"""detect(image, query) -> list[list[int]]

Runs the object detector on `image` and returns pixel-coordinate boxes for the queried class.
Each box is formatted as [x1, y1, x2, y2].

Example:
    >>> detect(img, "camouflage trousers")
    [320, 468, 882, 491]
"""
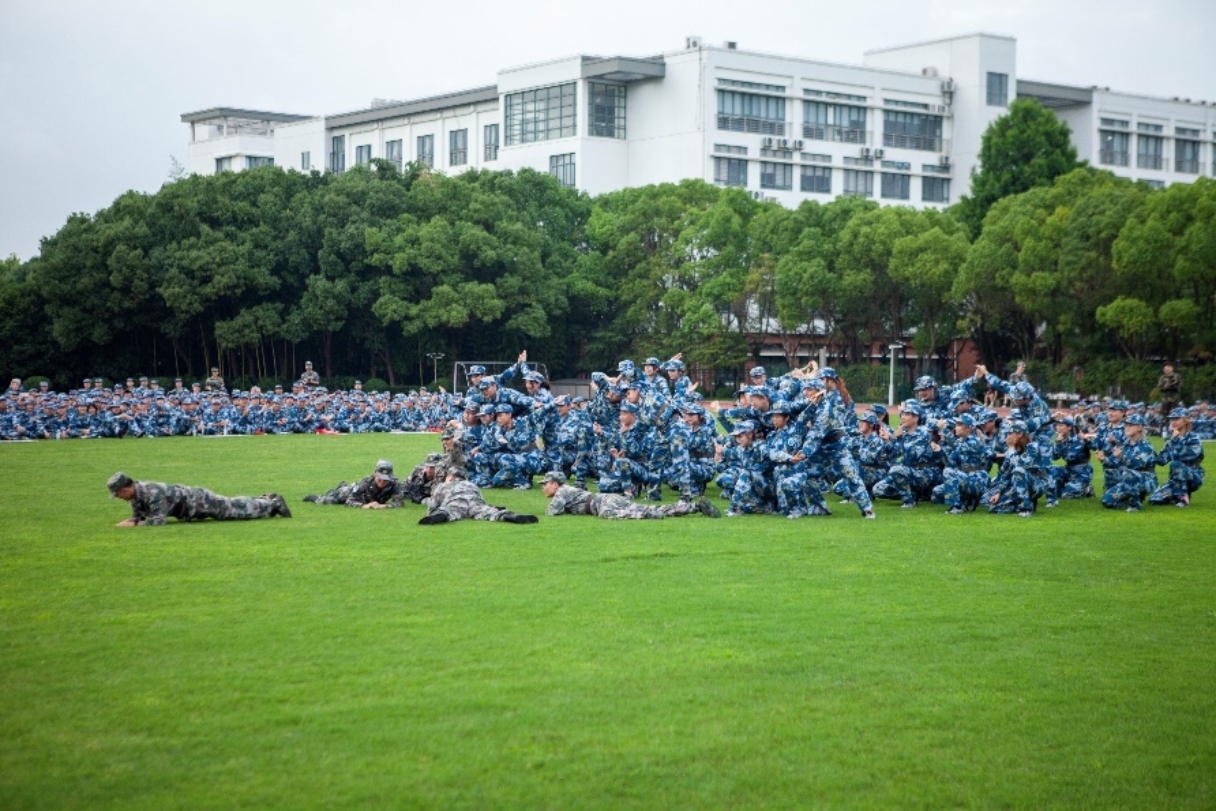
[1101, 470, 1157, 510]
[931, 469, 990, 509]
[1148, 462, 1204, 505]
[1050, 463, 1094, 501]
[715, 468, 741, 499]
[179, 488, 276, 520]
[833, 465, 887, 497]
[596, 494, 696, 520]
[429, 485, 512, 522]
[987, 467, 1049, 514]
[315, 482, 354, 505]
[817, 446, 873, 514]
[489, 450, 547, 488]
[729, 470, 774, 515]
[773, 466, 828, 517]
[873, 465, 942, 506]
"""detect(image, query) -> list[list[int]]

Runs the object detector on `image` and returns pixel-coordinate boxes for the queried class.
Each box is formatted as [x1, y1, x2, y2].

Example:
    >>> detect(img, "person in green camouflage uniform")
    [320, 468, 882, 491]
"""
[304, 459, 407, 508]
[1157, 363, 1182, 435]
[542, 471, 721, 519]
[108, 471, 290, 526]
[418, 470, 538, 524]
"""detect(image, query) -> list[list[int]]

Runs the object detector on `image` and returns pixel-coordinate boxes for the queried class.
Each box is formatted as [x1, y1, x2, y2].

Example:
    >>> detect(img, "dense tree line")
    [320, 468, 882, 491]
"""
[3, 113, 1215, 394]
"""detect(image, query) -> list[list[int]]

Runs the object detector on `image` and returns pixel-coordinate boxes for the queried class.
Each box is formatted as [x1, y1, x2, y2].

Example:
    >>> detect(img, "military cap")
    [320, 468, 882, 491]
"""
[494, 403, 514, 414]
[477, 377, 496, 390]
[305, 361, 313, 367]
[1006, 419, 1029, 434]
[620, 401, 640, 414]
[956, 413, 976, 428]
[643, 357, 662, 367]
[139, 375, 148, 382]
[871, 404, 888, 418]
[770, 402, 794, 416]
[463, 401, 480, 413]
[802, 378, 826, 391]
[729, 420, 756, 436]
[662, 359, 685, 371]
[94, 377, 104, 384]
[375, 459, 394, 475]
[618, 359, 635, 372]
[468, 365, 486, 376]
[749, 366, 767, 378]
[818, 367, 838, 379]
[354, 381, 362, 386]
[620, 379, 640, 391]
[1124, 414, 1146, 426]
[901, 402, 924, 420]
[1168, 407, 1190, 419]
[1011, 381, 1035, 400]
[1055, 415, 1076, 427]
[913, 375, 937, 391]
[679, 402, 706, 416]
[524, 371, 544, 383]
[1108, 400, 1128, 412]
[543, 471, 568, 485]
[440, 424, 459, 440]
[479, 404, 496, 416]
[747, 385, 772, 398]
[107, 471, 134, 497]
[423, 453, 443, 465]
[860, 411, 882, 425]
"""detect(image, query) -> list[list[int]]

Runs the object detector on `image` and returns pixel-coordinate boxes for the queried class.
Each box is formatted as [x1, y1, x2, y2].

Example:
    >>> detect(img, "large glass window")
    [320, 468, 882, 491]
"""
[1175, 139, 1201, 174]
[883, 111, 943, 151]
[842, 169, 873, 197]
[713, 157, 748, 187]
[881, 172, 910, 200]
[330, 135, 345, 173]
[800, 165, 831, 194]
[987, 72, 1008, 106]
[1100, 130, 1130, 166]
[484, 124, 499, 161]
[450, 129, 468, 166]
[385, 139, 402, 170]
[246, 156, 274, 169]
[549, 153, 576, 187]
[417, 135, 434, 168]
[301, 151, 311, 171]
[589, 82, 626, 139]
[355, 145, 372, 166]
[922, 176, 950, 203]
[717, 90, 786, 135]
[215, 156, 233, 173]
[760, 162, 792, 191]
[505, 83, 577, 145]
[803, 102, 867, 144]
[1137, 134, 1164, 170]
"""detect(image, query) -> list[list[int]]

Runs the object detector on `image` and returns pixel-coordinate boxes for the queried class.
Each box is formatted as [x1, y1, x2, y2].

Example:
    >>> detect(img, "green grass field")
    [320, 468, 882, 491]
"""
[1, 433, 1213, 809]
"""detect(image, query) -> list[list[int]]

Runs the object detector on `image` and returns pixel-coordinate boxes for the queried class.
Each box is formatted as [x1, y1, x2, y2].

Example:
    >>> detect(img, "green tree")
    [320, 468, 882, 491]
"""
[955, 98, 1082, 239]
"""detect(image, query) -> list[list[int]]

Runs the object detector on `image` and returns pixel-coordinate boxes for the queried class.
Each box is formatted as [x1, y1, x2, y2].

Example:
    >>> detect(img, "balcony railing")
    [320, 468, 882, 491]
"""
[450, 149, 468, 166]
[1100, 151, 1130, 167]
[1137, 154, 1165, 170]
[1175, 158, 1202, 174]
[882, 132, 946, 152]
[484, 144, 499, 161]
[802, 124, 869, 145]
[717, 114, 787, 136]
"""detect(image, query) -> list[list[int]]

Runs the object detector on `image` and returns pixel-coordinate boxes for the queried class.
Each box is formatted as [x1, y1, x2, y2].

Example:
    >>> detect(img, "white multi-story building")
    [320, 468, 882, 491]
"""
[182, 33, 1216, 205]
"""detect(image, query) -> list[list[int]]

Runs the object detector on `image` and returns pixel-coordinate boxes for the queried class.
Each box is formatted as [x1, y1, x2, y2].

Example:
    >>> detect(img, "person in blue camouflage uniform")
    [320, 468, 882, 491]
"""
[1084, 400, 1131, 495]
[765, 401, 815, 518]
[677, 403, 719, 498]
[1048, 416, 1094, 504]
[1097, 414, 1158, 512]
[1148, 408, 1205, 507]
[970, 364, 1055, 449]
[872, 402, 943, 508]
[800, 370, 875, 518]
[725, 421, 773, 516]
[304, 459, 408, 508]
[931, 413, 992, 514]
[640, 357, 670, 397]
[108, 471, 290, 525]
[542, 471, 720, 519]
[847, 410, 895, 494]
[595, 401, 657, 497]
[985, 421, 1052, 516]
[481, 402, 547, 489]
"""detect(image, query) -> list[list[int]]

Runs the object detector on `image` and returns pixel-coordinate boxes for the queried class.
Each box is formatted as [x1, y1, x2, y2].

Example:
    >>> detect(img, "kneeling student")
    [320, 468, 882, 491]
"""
[543, 471, 721, 519]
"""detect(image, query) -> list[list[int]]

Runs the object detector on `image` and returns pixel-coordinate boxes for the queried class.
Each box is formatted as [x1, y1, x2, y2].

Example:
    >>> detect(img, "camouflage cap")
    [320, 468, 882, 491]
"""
[375, 459, 394, 476]
[729, 420, 756, 436]
[468, 365, 486, 376]
[1005, 419, 1029, 434]
[1011, 381, 1035, 400]
[644, 357, 662, 367]
[107, 471, 134, 497]
[423, 452, 444, 465]
[913, 375, 936, 391]
[1124, 413, 1147, 426]
[1168, 407, 1190, 419]
[749, 366, 767, 378]
[542, 470, 568, 485]
[860, 411, 882, 425]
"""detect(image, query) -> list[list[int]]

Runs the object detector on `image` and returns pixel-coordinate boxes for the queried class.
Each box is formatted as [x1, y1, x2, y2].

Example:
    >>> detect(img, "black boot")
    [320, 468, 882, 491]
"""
[303, 494, 318, 503]
[419, 512, 451, 525]
[502, 512, 538, 524]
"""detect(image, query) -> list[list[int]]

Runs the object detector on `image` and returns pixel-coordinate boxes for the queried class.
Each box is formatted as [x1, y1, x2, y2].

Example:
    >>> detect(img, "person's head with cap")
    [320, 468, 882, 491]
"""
[374, 459, 394, 476]
[679, 402, 706, 424]
[769, 400, 793, 426]
[478, 376, 498, 393]
[643, 356, 661, 371]
[1004, 419, 1030, 451]
[494, 402, 515, 425]
[1167, 407, 1192, 433]
[541, 470, 567, 496]
[730, 420, 757, 445]
[663, 359, 684, 376]
[749, 366, 767, 382]
[1011, 381, 1035, 402]
[1123, 413, 1147, 436]
[1054, 415, 1076, 437]
[619, 400, 640, 426]
[747, 386, 772, 408]
[914, 375, 937, 402]
[953, 412, 976, 435]
[900, 401, 924, 427]
[107, 471, 135, 500]
[859, 410, 883, 433]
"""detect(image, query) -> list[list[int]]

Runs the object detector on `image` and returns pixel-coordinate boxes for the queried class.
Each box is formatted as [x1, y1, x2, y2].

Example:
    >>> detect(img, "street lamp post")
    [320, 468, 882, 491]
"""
[426, 353, 445, 386]
[888, 343, 905, 407]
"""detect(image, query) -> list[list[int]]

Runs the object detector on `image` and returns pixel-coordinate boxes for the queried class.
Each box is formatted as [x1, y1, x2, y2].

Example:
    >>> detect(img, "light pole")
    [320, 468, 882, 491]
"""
[888, 343, 904, 407]
[426, 353, 445, 386]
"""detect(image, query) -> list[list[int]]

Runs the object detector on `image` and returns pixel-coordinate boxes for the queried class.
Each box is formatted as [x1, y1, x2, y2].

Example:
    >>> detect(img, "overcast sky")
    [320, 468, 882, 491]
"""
[2, 0, 1213, 261]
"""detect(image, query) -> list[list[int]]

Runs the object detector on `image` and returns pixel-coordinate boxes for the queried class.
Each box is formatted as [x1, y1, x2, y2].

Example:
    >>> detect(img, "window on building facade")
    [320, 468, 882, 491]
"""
[484, 124, 499, 161]
[800, 165, 831, 194]
[842, 169, 873, 197]
[1100, 130, 1130, 167]
[713, 144, 748, 155]
[986, 72, 1008, 106]
[215, 156, 233, 172]
[803, 101, 867, 144]
[330, 135, 345, 173]
[883, 111, 943, 151]
[385, 140, 402, 170]
[922, 176, 950, 203]
[450, 129, 468, 166]
[1100, 117, 1130, 130]
[717, 90, 786, 135]
[505, 83, 577, 145]
[301, 151, 311, 171]
[589, 82, 626, 138]
[880, 172, 910, 200]
[355, 145, 372, 166]
[1143, 179, 1165, 189]
[246, 156, 274, 169]
[549, 153, 576, 187]
[417, 134, 434, 168]
[1175, 139, 1201, 174]
[760, 161, 792, 190]
[713, 157, 748, 187]
[1137, 133, 1164, 170]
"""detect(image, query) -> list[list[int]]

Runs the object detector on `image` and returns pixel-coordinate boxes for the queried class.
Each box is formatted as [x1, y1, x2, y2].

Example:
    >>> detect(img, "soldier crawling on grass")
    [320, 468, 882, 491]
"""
[108, 471, 291, 526]
[303, 459, 408, 509]
[542, 471, 721, 520]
